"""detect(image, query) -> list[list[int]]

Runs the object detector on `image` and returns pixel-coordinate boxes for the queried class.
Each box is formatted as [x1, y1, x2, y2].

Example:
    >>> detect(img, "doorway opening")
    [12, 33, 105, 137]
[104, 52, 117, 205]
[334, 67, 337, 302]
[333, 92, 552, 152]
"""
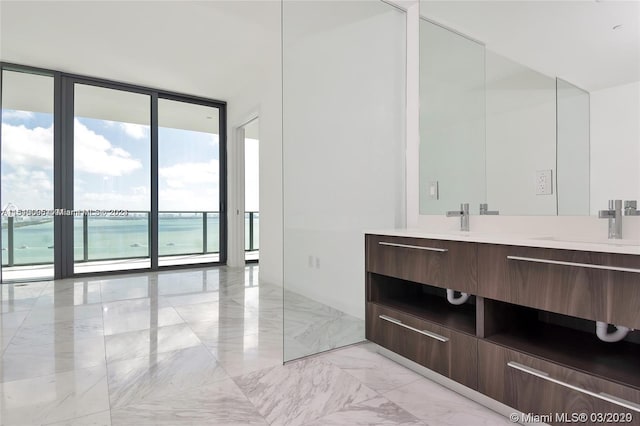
[242, 118, 259, 263]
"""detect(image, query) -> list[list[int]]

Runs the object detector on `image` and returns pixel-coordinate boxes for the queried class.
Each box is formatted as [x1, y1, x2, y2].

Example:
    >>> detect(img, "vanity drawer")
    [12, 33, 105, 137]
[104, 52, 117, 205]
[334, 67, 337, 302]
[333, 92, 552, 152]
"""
[366, 302, 477, 389]
[606, 253, 640, 329]
[478, 244, 608, 321]
[478, 341, 640, 425]
[366, 234, 477, 293]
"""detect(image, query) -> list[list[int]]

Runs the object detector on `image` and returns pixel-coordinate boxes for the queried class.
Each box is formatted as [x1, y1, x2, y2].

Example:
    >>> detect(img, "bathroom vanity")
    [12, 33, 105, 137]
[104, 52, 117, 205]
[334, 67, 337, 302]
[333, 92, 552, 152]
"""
[365, 231, 640, 424]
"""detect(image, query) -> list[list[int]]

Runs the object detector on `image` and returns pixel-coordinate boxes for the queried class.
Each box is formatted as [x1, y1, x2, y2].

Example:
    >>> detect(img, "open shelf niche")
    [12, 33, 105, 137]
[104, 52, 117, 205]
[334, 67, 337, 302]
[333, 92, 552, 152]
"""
[479, 298, 640, 391]
[367, 272, 476, 336]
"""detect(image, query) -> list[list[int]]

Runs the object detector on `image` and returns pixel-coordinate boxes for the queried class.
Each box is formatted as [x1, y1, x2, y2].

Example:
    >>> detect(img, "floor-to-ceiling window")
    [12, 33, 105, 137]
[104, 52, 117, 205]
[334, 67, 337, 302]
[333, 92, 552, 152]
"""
[0, 64, 226, 282]
[158, 98, 222, 266]
[1, 70, 55, 281]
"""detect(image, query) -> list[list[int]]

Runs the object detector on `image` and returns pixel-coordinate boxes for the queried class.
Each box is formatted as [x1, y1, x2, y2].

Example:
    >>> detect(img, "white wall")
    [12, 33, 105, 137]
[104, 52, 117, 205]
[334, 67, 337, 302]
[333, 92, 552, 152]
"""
[282, 2, 406, 319]
[590, 81, 640, 215]
[227, 59, 283, 285]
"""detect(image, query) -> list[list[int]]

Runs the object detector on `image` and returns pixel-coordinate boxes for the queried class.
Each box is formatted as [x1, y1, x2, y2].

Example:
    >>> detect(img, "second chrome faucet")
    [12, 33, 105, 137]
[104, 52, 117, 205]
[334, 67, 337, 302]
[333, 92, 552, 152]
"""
[598, 199, 640, 239]
[446, 203, 470, 232]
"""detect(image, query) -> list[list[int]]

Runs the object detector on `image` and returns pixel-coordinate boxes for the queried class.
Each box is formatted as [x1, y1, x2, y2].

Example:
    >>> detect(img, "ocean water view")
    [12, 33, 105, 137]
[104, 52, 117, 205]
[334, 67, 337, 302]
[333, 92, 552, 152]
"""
[1, 213, 259, 266]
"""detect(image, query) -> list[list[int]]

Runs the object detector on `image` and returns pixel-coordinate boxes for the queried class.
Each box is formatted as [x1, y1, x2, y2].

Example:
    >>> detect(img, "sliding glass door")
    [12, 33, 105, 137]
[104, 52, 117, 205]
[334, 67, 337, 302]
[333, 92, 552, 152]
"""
[0, 64, 226, 282]
[73, 83, 151, 273]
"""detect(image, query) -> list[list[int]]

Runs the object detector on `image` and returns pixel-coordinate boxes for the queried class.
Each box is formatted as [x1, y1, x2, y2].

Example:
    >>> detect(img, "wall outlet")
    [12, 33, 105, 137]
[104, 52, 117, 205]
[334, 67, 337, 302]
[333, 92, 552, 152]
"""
[535, 170, 553, 195]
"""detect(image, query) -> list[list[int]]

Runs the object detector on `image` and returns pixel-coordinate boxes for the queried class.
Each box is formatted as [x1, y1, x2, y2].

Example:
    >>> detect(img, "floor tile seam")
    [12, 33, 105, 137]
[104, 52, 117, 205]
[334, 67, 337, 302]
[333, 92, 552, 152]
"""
[39, 408, 111, 426]
[0, 362, 108, 392]
[381, 382, 447, 424]
[0, 358, 108, 385]
[1, 325, 21, 358]
[105, 339, 210, 366]
[0, 308, 30, 331]
[228, 366, 281, 426]
[105, 364, 233, 412]
[103, 308, 116, 426]
[4, 332, 107, 352]
[379, 376, 426, 394]
[295, 393, 422, 426]
[235, 357, 382, 426]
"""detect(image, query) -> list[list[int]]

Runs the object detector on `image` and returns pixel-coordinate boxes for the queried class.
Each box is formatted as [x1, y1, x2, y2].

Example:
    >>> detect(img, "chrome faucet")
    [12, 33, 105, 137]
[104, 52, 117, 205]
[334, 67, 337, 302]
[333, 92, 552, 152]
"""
[446, 203, 470, 232]
[479, 203, 499, 215]
[624, 200, 640, 216]
[598, 200, 623, 239]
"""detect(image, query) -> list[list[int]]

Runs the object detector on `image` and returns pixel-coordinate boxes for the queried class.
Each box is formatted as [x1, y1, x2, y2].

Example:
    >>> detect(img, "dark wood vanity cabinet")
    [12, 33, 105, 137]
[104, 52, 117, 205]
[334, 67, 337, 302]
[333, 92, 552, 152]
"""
[478, 244, 609, 321]
[366, 234, 477, 293]
[479, 341, 640, 425]
[366, 302, 478, 390]
[366, 233, 640, 424]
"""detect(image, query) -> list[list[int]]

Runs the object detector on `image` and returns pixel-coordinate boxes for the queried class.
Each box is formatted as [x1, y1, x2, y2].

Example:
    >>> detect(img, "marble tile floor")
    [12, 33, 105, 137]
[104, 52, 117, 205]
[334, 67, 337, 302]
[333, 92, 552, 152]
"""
[0, 266, 512, 425]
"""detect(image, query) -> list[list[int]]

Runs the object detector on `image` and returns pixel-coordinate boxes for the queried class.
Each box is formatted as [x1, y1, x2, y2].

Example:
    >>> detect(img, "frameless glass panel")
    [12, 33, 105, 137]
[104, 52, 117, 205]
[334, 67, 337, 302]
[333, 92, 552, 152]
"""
[1, 70, 55, 281]
[419, 19, 486, 215]
[244, 118, 259, 262]
[73, 84, 151, 273]
[158, 98, 220, 266]
[283, 1, 406, 361]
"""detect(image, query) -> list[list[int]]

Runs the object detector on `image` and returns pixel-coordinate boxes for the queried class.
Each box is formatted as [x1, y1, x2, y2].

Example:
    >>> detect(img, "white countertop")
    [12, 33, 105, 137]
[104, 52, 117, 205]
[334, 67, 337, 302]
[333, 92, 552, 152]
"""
[365, 228, 640, 256]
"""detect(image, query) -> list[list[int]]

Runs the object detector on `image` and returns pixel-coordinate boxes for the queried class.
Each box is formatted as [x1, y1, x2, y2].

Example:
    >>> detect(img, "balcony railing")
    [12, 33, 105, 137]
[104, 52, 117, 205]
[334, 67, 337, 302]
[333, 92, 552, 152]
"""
[1, 211, 259, 267]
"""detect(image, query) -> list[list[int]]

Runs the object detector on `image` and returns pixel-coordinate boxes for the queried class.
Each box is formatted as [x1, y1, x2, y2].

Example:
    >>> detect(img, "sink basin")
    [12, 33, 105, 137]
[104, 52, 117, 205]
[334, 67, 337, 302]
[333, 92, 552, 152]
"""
[533, 236, 640, 247]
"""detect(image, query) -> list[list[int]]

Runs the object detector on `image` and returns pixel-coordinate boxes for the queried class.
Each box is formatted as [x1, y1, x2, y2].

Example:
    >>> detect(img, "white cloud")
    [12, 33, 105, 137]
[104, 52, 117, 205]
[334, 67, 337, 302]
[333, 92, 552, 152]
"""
[120, 123, 149, 140]
[2, 110, 35, 121]
[1, 123, 53, 169]
[158, 160, 219, 211]
[1, 121, 143, 177]
[75, 119, 142, 176]
[1, 168, 53, 209]
[159, 187, 218, 211]
[75, 189, 150, 211]
[159, 159, 219, 189]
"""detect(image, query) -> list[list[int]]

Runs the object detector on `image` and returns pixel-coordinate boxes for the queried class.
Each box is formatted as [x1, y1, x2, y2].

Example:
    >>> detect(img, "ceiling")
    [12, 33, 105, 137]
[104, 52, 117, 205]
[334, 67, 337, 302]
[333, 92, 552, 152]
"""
[0, 1, 281, 102]
[421, 0, 640, 92]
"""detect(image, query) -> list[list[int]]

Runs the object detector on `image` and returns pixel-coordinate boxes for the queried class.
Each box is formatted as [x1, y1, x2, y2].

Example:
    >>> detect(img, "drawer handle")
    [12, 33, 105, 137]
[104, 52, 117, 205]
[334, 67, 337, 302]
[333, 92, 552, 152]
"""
[379, 242, 448, 252]
[507, 362, 640, 413]
[506, 256, 640, 274]
[378, 314, 449, 342]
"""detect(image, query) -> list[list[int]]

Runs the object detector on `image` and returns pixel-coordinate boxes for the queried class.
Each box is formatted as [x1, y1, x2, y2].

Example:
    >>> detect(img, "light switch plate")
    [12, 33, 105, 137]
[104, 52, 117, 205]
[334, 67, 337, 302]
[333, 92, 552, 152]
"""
[428, 181, 439, 200]
[535, 170, 553, 195]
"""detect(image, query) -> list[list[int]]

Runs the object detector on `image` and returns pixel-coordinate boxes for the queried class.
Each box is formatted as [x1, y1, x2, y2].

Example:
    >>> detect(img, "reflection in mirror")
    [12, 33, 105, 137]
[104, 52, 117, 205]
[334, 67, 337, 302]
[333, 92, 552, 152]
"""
[419, 20, 485, 215]
[485, 50, 557, 215]
[557, 79, 590, 215]
[420, 1, 639, 216]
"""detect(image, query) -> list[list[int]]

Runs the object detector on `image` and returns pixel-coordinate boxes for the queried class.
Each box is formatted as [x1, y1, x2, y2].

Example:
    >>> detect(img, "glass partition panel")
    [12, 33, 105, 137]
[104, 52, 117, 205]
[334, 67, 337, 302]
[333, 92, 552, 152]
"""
[1, 70, 55, 281]
[419, 19, 486, 215]
[283, 0, 406, 361]
[557, 79, 590, 216]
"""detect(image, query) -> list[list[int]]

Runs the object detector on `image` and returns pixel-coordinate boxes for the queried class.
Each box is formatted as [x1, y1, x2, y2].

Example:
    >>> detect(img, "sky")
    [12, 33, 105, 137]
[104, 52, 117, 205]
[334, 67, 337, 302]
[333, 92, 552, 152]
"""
[1, 109, 259, 214]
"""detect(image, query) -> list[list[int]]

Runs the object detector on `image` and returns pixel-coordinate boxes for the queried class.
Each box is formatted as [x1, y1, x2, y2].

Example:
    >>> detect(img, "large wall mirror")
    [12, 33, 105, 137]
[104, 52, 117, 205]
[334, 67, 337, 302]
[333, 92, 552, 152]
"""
[419, 1, 639, 216]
